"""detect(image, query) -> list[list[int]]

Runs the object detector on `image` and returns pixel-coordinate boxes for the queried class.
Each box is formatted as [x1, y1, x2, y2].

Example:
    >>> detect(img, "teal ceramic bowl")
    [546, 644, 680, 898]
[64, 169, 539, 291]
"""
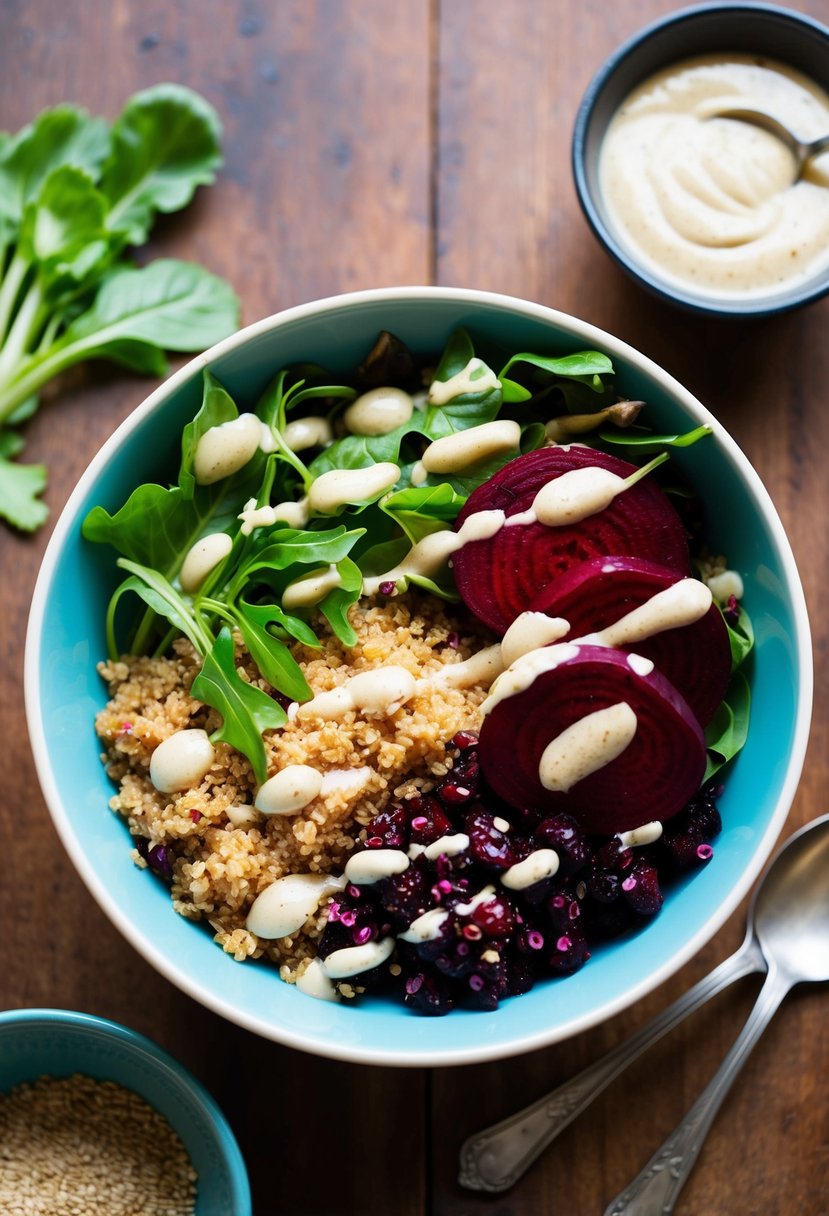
[0, 1008, 251, 1215]
[25, 287, 812, 1066]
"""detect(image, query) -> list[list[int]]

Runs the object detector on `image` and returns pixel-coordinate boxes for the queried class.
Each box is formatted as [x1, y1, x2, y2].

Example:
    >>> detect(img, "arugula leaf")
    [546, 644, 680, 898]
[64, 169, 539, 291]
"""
[703, 670, 751, 783]
[233, 600, 313, 703]
[101, 84, 223, 244]
[191, 626, 285, 785]
[317, 556, 363, 646]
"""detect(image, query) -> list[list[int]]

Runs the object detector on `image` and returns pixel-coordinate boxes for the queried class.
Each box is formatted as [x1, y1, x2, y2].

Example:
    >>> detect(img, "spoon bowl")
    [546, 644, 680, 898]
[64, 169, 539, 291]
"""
[754, 813, 829, 982]
[710, 105, 829, 179]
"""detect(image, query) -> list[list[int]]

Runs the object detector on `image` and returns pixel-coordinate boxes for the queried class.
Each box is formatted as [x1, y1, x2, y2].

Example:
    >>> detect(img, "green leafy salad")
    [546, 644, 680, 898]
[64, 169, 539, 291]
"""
[0, 85, 239, 531]
[83, 328, 752, 788]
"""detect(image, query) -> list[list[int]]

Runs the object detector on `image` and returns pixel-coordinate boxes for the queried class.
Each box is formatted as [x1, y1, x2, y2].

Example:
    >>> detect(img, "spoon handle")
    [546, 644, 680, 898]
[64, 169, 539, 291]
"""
[604, 964, 790, 1216]
[458, 934, 764, 1193]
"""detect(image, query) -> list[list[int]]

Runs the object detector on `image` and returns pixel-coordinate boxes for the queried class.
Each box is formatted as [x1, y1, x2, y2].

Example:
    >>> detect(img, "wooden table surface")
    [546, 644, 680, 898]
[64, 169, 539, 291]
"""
[2, 3, 828, 1213]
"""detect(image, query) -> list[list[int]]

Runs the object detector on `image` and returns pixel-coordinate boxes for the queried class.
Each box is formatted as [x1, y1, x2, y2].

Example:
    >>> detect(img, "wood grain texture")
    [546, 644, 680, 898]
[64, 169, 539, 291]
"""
[1, 1, 828, 1213]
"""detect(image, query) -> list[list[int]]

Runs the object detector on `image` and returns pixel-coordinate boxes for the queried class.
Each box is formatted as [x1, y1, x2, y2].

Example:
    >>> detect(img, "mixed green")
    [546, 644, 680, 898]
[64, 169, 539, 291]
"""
[83, 328, 752, 787]
[0, 85, 239, 531]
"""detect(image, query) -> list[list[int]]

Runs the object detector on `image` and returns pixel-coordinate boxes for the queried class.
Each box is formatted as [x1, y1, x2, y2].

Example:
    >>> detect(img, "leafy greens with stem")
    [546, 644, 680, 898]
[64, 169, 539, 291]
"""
[0, 84, 240, 532]
[85, 325, 746, 783]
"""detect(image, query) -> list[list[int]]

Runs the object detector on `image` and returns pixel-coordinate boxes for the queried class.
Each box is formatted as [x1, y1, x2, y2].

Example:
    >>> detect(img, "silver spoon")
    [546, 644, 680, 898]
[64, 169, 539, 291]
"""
[458, 813, 829, 1200]
[710, 106, 829, 178]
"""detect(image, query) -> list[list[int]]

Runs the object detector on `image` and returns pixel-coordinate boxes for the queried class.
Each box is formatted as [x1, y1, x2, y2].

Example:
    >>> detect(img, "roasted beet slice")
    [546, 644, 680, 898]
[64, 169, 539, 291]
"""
[478, 644, 706, 835]
[529, 555, 731, 726]
[452, 447, 690, 634]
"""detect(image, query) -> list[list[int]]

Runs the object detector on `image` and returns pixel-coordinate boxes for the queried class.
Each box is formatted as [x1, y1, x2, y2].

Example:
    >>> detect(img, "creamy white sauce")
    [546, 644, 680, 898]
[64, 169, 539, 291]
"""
[179, 532, 233, 594]
[428, 357, 501, 405]
[618, 821, 663, 848]
[493, 816, 511, 833]
[500, 612, 570, 667]
[194, 413, 262, 485]
[296, 666, 417, 721]
[255, 765, 323, 816]
[584, 579, 713, 649]
[319, 767, 371, 797]
[532, 466, 627, 526]
[420, 420, 520, 474]
[455, 885, 497, 916]
[344, 387, 414, 436]
[281, 416, 333, 452]
[627, 653, 654, 677]
[482, 644, 580, 715]
[225, 803, 261, 828]
[281, 564, 342, 609]
[322, 936, 396, 978]
[344, 849, 410, 885]
[295, 957, 340, 1002]
[599, 54, 829, 298]
[238, 496, 310, 535]
[307, 462, 400, 513]
[410, 460, 428, 486]
[539, 702, 638, 792]
[430, 645, 504, 690]
[408, 832, 471, 861]
[361, 509, 504, 596]
[149, 729, 215, 794]
[501, 848, 560, 891]
[706, 568, 744, 603]
[398, 908, 450, 943]
[246, 872, 346, 939]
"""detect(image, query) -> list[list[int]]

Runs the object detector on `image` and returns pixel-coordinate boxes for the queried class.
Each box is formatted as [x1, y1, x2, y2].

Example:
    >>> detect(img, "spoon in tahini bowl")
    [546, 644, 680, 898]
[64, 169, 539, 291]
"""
[710, 106, 829, 179]
[458, 814, 829, 1206]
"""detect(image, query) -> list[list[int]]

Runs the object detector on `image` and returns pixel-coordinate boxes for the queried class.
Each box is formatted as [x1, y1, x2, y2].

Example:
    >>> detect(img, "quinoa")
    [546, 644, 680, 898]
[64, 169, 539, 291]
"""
[0, 1074, 196, 1215]
[96, 594, 490, 976]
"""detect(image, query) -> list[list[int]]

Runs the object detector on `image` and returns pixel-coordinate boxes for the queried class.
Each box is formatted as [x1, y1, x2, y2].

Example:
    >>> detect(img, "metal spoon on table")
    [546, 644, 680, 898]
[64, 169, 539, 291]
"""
[458, 813, 829, 1200]
[709, 106, 829, 178]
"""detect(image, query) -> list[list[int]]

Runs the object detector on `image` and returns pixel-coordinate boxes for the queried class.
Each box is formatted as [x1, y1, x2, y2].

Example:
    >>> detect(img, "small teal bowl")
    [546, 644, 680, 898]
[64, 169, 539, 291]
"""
[24, 287, 812, 1066]
[0, 1008, 251, 1215]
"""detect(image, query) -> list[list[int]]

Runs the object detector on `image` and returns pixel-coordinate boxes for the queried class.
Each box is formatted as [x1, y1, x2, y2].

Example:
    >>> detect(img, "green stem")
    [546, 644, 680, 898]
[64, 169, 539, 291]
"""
[622, 450, 669, 489]
[0, 250, 30, 346]
[0, 277, 44, 384]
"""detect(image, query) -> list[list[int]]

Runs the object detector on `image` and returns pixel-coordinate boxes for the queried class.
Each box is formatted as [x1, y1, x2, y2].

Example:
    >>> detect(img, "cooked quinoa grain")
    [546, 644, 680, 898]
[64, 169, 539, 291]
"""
[96, 595, 490, 977]
[0, 1074, 197, 1215]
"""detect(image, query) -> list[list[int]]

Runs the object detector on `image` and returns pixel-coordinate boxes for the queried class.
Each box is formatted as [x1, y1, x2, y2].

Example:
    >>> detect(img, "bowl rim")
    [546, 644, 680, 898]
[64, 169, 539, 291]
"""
[571, 1, 829, 318]
[0, 1006, 252, 1210]
[24, 284, 814, 1066]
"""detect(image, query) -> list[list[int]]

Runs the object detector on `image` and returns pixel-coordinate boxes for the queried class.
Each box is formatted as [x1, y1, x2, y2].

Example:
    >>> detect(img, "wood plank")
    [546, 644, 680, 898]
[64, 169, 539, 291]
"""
[433, 2, 829, 1213]
[0, 3, 432, 1214]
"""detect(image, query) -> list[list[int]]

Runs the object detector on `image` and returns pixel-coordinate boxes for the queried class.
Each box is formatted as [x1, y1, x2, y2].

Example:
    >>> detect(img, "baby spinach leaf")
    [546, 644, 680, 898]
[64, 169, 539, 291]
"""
[18, 165, 111, 295]
[0, 450, 47, 531]
[703, 670, 751, 783]
[499, 350, 613, 404]
[724, 604, 754, 671]
[598, 424, 712, 450]
[382, 483, 466, 544]
[180, 371, 240, 497]
[191, 626, 286, 785]
[101, 84, 223, 244]
[0, 105, 110, 239]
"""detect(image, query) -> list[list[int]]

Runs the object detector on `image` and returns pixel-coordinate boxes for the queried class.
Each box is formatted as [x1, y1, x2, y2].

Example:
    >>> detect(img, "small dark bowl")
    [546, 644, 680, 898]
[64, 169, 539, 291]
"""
[572, 2, 829, 318]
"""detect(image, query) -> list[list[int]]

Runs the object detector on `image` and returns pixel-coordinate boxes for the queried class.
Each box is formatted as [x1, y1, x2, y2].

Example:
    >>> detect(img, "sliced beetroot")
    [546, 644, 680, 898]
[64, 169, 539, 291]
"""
[452, 447, 690, 634]
[529, 555, 731, 726]
[478, 644, 706, 835]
